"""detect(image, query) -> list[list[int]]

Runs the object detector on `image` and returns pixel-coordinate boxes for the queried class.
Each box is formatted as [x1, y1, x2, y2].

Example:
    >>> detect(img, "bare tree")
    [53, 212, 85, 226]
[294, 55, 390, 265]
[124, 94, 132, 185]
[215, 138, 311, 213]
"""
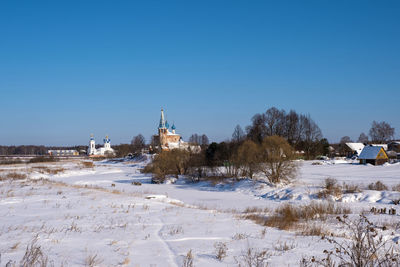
[201, 134, 209, 146]
[340, 136, 352, 144]
[357, 132, 369, 143]
[189, 134, 200, 145]
[232, 125, 245, 143]
[300, 115, 322, 158]
[131, 134, 146, 153]
[369, 121, 395, 143]
[246, 113, 267, 144]
[285, 110, 300, 145]
[236, 140, 261, 179]
[265, 107, 286, 137]
[259, 136, 298, 184]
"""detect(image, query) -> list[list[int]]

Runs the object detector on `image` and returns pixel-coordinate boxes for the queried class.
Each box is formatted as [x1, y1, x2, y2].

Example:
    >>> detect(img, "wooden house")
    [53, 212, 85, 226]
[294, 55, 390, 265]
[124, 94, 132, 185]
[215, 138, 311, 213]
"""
[344, 143, 365, 158]
[358, 146, 388, 165]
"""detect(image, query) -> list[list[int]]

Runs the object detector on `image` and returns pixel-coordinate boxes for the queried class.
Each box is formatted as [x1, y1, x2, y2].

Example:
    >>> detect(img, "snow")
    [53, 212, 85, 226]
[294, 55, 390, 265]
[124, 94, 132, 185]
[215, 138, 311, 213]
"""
[0, 158, 400, 266]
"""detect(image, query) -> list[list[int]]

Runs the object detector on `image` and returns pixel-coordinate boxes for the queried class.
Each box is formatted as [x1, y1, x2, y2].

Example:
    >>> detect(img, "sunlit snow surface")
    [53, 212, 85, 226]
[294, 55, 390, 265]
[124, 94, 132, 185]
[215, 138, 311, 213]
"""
[0, 158, 399, 266]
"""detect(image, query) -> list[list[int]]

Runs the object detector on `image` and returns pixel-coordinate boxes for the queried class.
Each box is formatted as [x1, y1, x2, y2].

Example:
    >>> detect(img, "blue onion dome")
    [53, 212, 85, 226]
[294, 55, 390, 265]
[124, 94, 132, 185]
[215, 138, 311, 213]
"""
[165, 121, 170, 129]
[171, 124, 176, 130]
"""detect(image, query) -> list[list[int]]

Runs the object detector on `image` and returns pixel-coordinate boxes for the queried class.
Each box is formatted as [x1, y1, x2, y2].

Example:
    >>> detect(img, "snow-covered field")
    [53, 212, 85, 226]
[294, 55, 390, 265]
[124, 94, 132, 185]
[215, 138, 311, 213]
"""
[1, 157, 400, 266]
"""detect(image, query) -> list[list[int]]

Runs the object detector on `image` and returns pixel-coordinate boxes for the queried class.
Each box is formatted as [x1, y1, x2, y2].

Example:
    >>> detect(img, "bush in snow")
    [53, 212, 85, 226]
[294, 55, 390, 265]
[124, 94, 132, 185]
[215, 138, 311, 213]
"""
[214, 242, 228, 261]
[367, 181, 388, 191]
[258, 136, 298, 184]
[182, 249, 194, 267]
[301, 214, 400, 267]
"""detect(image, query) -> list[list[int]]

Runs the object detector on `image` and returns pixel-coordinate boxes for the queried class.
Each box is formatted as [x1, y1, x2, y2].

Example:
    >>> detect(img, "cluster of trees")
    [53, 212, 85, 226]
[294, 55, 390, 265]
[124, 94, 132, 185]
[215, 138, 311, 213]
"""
[188, 134, 209, 146]
[0, 145, 87, 155]
[242, 107, 328, 158]
[145, 135, 298, 184]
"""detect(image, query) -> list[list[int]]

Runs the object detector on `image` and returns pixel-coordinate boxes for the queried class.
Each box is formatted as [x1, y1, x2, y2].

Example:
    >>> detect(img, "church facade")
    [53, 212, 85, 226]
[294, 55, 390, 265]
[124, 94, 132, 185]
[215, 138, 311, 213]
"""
[154, 108, 199, 152]
[87, 135, 115, 156]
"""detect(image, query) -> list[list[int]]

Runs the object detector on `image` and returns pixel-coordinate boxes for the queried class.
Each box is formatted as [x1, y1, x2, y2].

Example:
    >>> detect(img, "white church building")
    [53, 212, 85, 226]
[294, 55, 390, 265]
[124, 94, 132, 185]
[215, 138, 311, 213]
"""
[87, 135, 115, 156]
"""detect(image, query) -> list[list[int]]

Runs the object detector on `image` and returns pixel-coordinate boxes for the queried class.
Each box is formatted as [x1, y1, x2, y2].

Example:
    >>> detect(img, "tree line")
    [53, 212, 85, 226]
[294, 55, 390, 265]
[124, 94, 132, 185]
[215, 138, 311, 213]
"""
[144, 107, 328, 183]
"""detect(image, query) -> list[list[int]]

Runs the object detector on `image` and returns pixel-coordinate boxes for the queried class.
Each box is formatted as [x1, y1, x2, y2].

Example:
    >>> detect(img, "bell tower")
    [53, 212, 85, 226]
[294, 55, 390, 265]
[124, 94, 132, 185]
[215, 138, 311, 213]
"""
[104, 135, 111, 150]
[88, 134, 96, 155]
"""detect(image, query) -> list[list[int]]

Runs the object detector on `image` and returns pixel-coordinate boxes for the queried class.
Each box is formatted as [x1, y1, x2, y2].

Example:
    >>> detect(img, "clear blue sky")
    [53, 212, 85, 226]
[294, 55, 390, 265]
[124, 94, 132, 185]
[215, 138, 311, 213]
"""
[1, 1, 399, 146]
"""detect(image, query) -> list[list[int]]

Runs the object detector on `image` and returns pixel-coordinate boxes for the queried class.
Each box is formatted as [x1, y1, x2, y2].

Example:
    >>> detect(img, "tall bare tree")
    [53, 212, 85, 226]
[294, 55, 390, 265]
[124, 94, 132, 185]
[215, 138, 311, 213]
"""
[201, 134, 209, 146]
[246, 113, 267, 144]
[369, 121, 395, 143]
[232, 125, 245, 143]
[357, 132, 369, 143]
[131, 134, 146, 153]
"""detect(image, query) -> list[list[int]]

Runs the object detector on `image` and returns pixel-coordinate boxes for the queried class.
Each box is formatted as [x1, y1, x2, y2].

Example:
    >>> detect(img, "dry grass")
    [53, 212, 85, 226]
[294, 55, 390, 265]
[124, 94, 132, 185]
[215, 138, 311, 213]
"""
[243, 201, 351, 231]
[10, 241, 20, 250]
[20, 238, 52, 267]
[80, 161, 94, 168]
[299, 223, 327, 236]
[243, 206, 270, 214]
[32, 166, 65, 175]
[84, 253, 103, 267]
[183, 249, 194, 267]
[0, 172, 27, 181]
[121, 257, 130, 265]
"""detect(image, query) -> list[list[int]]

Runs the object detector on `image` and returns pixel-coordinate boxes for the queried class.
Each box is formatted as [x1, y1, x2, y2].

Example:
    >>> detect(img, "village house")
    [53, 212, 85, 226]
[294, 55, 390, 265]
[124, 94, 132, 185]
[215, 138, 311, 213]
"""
[358, 145, 389, 165]
[344, 142, 365, 158]
[48, 149, 79, 156]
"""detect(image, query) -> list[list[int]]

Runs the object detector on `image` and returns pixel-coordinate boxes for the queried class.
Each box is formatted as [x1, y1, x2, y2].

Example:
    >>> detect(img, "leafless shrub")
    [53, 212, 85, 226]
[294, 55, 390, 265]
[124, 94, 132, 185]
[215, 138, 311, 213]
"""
[214, 242, 228, 261]
[274, 240, 296, 252]
[317, 178, 342, 199]
[392, 184, 400, 192]
[182, 249, 194, 267]
[342, 183, 361, 194]
[232, 233, 248, 240]
[168, 225, 184, 235]
[302, 214, 400, 266]
[132, 181, 142, 186]
[84, 254, 103, 267]
[368, 181, 388, 191]
[19, 238, 53, 267]
[235, 244, 270, 267]
[259, 136, 298, 184]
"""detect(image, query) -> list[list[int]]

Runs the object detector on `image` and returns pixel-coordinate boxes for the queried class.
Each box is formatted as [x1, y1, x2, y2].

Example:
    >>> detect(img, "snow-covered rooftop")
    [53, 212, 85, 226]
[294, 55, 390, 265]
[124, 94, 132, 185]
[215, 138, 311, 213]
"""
[345, 142, 365, 154]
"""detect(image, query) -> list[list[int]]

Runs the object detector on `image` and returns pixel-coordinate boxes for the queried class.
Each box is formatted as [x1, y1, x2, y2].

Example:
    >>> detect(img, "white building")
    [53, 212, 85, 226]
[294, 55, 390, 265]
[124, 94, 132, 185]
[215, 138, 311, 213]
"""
[87, 135, 115, 156]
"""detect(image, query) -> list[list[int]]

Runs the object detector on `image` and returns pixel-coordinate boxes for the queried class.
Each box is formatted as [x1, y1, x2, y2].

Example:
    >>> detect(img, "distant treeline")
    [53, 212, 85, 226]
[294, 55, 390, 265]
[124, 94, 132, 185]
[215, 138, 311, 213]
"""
[0, 145, 88, 155]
